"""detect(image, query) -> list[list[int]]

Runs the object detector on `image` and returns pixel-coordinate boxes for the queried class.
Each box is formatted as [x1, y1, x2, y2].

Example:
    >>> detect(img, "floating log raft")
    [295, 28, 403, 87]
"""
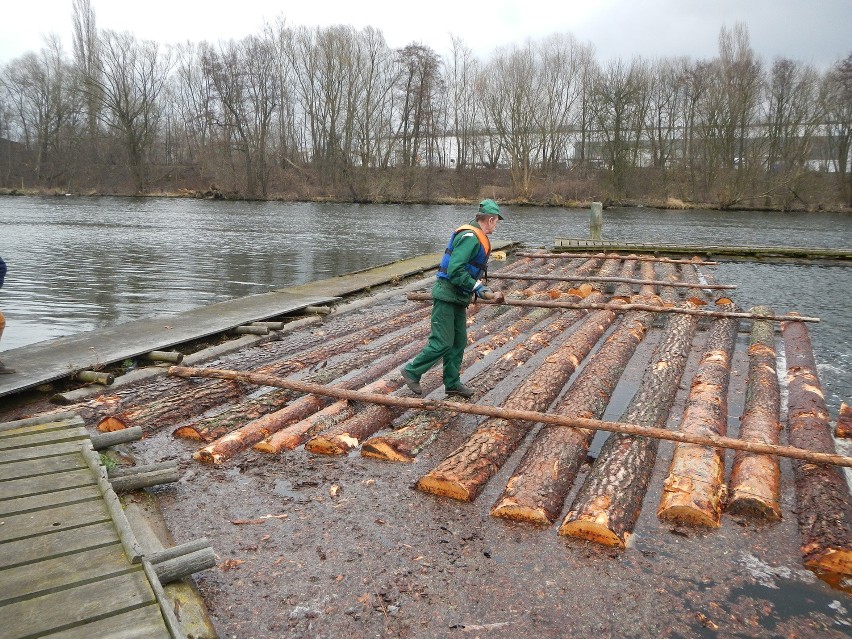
[487, 259, 653, 523]
[97, 305, 431, 433]
[559, 289, 701, 547]
[656, 304, 739, 527]
[727, 306, 783, 519]
[783, 319, 852, 576]
[415, 305, 619, 502]
[488, 272, 737, 290]
[173, 320, 431, 441]
[191, 335, 428, 464]
[166, 367, 852, 467]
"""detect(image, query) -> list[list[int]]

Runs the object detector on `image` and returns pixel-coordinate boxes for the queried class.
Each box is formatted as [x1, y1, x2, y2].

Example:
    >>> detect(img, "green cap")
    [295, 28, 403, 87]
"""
[478, 198, 504, 219]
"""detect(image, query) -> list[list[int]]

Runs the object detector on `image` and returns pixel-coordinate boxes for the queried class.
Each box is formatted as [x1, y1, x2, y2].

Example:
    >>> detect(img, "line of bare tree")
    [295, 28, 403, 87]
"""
[0, 1, 850, 209]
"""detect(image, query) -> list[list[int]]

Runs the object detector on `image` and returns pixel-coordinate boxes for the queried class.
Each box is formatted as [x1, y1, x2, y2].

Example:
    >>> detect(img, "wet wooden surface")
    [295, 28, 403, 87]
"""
[0, 414, 173, 638]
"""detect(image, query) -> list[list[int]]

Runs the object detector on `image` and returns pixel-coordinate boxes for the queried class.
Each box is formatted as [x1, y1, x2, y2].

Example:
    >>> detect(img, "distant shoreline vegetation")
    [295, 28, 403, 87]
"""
[1, 5, 850, 212]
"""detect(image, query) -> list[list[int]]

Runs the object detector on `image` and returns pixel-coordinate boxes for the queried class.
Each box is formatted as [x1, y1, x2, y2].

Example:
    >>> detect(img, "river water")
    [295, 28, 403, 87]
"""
[0, 196, 849, 413]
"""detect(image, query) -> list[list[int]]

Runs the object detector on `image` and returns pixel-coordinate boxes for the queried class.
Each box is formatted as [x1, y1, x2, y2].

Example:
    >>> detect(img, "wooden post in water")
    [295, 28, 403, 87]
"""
[590, 202, 603, 240]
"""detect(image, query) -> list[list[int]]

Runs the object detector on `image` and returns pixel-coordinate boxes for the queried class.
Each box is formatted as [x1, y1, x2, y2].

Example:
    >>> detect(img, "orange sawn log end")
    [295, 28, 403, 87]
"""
[835, 402, 852, 438]
[415, 474, 473, 502]
[490, 500, 552, 525]
[97, 416, 127, 432]
[557, 517, 627, 548]
[360, 440, 414, 462]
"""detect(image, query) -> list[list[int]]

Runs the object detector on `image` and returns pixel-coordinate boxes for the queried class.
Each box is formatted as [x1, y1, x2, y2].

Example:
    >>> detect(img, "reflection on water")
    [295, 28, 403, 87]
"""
[0, 196, 849, 410]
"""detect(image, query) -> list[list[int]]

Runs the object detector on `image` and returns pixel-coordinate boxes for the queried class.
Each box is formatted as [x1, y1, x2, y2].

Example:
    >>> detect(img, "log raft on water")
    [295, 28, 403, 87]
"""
[656, 304, 739, 527]
[488, 260, 656, 523]
[356, 261, 618, 461]
[415, 304, 620, 502]
[783, 318, 852, 576]
[96, 304, 431, 433]
[726, 306, 783, 520]
[559, 266, 701, 547]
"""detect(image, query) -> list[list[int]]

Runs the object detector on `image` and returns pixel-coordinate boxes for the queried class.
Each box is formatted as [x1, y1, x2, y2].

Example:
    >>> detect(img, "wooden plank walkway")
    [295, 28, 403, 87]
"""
[0, 413, 180, 639]
[0, 289, 336, 399]
[554, 237, 852, 262]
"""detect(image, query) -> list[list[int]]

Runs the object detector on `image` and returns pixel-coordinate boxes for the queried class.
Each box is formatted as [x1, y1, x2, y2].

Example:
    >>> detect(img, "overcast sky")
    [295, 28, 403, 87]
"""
[1, 0, 849, 70]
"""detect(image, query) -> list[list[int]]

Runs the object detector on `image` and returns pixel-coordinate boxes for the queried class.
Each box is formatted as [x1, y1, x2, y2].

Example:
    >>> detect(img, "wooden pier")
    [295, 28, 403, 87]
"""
[0, 412, 182, 638]
[0, 250, 463, 399]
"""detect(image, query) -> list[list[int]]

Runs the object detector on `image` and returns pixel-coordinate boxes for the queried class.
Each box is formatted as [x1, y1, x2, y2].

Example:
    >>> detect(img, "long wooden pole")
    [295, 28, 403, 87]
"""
[516, 252, 718, 265]
[405, 292, 819, 323]
[488, 272, 737, 290]
[168, 366, 852, 467]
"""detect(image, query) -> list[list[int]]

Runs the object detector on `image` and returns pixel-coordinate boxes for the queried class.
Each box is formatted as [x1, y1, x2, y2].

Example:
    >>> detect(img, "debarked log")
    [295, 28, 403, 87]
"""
[657, 305, 739, 527]
[491, 305, 657, 524]
[727, 307, 783, 519]
[783, 318, 852, 575]
[559, 299, 701, 547]
[108, 461, 180, 491]
[416, 307, 618, 501]
[166, 367, 852, 468]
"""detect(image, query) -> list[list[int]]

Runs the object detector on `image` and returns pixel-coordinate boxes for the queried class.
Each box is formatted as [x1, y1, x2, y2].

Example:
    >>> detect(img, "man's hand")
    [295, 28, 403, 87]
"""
[473, 282, 504, 302]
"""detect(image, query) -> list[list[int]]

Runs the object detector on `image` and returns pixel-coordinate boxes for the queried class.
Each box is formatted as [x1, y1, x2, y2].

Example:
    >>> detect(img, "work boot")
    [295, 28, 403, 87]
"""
[0, 359, 15, 374]
[400, 367, 422, 395]
[445, 384, 474, 399]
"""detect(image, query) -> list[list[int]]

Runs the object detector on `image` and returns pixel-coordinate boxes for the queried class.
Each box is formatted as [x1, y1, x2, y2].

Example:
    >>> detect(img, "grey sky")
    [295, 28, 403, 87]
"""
[1, 0, 849, 69]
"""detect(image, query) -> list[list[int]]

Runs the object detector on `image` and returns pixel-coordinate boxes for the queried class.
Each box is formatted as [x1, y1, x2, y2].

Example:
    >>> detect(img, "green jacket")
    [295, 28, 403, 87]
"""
[432, 221, 488, 307]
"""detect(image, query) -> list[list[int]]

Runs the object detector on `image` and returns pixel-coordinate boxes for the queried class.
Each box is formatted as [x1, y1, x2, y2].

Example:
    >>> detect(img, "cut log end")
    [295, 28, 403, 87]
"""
[836, 402, 852, 438]
[726, 494, 782, 521]
[360, 440, 414, 462]
[97, 416, 127, 432]
[803, 547, 852, 577]
[172, 426, 204, 441]
[191, 449, 221, 465]
[490, 501, 552, 526]
[558, 518, 626, 548]
[416, 475, 473, 502]
[657, 504, 721, 528]
[304, 434, 356, 456]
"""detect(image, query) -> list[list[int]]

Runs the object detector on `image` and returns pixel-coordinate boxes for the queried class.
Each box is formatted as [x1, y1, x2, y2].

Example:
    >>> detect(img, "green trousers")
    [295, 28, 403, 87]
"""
[404, 299, 467, 389]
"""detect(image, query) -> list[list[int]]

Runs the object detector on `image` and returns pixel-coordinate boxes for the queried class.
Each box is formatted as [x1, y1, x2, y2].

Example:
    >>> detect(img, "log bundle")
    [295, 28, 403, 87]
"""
[30, 245, 849, 578]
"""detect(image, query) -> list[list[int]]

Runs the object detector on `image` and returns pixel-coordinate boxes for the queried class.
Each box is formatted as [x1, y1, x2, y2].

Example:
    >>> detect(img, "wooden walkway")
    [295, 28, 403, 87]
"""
[554, 237, 852, 262]
[0, 413, 181, 638]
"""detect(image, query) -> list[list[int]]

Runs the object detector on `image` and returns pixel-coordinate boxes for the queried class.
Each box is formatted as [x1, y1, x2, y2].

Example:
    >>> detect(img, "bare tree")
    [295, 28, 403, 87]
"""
[202, 34, 278, 197]
[72, 0, 101, 159]
[823, 54, 852, 205]
[444, 36, 480, 170]
[95, 31, 172, 192]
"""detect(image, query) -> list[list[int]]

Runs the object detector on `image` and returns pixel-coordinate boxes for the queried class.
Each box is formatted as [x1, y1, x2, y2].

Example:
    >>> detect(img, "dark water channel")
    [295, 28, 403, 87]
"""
[0, 196, 849, 413]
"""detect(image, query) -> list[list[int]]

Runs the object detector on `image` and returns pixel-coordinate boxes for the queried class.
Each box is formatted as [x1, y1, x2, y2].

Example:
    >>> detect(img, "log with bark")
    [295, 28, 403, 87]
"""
[97, 304, 432, 433]
[192, 336, 428, 464]
[168, 366, 852, 467]
[490, 302, 658, 524]
[726, 307, 783, 520]
[360, 261, 629, 462]
[558, 295, 701, 547]
[173, 319, 431, 441]
[489, 272, 736, 290]
[783, 319, 852, 575]
[415, 306, 619, 501]
[656, 304, 739, 527]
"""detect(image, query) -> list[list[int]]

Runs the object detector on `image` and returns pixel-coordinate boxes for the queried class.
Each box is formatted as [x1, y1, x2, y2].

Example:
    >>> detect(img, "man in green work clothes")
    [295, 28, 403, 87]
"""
[401, 199, 505, 399]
